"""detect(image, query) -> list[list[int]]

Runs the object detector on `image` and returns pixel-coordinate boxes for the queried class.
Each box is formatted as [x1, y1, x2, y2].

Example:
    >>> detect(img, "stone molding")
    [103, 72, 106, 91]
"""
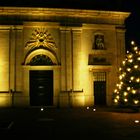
[0, 7, 130, 24]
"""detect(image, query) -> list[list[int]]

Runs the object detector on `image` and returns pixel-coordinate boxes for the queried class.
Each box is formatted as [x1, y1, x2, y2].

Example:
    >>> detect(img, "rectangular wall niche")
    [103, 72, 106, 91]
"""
[88, 55, 110, 65]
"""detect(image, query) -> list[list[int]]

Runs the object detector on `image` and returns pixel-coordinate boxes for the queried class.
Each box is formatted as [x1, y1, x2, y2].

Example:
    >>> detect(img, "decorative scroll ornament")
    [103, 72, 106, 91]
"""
[25, 28, 57, 50]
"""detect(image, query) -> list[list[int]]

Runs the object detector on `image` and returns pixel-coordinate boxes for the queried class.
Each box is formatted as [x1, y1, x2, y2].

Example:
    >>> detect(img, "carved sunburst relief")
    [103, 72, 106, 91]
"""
[25, 28, 57, 50]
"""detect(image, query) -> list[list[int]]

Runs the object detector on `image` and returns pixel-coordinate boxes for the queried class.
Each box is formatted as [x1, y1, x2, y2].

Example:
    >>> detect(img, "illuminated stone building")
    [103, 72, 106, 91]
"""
[0, 7, 130, 107]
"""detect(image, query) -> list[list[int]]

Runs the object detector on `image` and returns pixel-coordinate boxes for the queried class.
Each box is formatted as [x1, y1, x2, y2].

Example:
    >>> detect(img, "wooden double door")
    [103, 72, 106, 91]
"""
[30, 70, 53, 106]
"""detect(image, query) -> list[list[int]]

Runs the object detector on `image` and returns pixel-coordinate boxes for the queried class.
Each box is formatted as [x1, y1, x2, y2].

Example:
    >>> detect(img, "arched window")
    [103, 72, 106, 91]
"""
[23, 48, 59, 65]
[27, 54, 55, 65]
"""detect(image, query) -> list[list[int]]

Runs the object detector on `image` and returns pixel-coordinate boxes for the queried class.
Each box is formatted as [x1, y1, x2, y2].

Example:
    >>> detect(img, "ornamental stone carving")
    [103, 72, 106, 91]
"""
[25, 28, 57, 51]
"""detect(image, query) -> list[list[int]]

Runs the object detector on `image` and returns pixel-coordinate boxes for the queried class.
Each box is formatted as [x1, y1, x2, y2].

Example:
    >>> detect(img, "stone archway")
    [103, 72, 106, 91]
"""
[24, 48, 58, 65]
[22, 27, 60, 107]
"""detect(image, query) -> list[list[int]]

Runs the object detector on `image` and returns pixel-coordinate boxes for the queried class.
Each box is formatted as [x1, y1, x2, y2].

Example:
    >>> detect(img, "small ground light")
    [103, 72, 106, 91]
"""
[134, 120, 139, 123]
[41, 107, 44, 111]
[86, 106, 90, 109]
[93, 108, 96, 112]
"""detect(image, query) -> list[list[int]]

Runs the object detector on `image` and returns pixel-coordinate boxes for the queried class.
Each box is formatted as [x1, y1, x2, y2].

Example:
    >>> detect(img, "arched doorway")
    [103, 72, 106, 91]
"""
[23, 28, 59, 106]
[28, 54, 55, 106]
[24, 50, 58, 106]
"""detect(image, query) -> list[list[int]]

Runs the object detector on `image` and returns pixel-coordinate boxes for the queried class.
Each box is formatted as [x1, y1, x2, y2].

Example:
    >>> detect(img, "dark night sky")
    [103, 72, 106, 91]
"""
[0, 0, 139, 50]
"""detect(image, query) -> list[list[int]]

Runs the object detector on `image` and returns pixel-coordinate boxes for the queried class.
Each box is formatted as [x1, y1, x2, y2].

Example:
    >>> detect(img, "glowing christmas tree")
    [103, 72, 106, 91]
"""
[113, 41, 140, 108]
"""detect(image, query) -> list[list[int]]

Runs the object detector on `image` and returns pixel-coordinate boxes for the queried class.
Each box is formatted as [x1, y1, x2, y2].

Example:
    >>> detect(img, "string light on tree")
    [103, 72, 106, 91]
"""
[131, 40, 135, 45]
[113, 41, 140, 108]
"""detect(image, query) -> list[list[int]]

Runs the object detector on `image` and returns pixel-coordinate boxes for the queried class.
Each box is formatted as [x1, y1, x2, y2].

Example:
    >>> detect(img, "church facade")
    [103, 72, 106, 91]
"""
[0, 7, 130, 107]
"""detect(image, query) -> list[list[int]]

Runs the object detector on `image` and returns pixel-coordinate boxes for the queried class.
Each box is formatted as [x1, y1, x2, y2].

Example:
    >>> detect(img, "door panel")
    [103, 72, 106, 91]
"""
[30, 70, 53, 106]
[94, 81, 106, 105]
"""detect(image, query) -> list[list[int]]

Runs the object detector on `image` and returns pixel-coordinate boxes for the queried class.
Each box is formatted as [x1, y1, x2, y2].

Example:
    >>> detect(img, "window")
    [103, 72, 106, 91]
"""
[93, 72, 106, 81]
[28, 54, 54, 65]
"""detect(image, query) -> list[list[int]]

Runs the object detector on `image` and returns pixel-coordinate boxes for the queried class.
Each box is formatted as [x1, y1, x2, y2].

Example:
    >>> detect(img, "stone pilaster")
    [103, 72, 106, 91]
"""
[0, 28, 10, 91]
[60, 28, 72, 91]
[72, 29, 82, 90]
[116, 27, 126, 68]
[10, 28, 16, 92]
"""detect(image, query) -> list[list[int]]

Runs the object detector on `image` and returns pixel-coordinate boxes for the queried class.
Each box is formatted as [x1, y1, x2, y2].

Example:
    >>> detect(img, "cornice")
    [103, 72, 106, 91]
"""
[0, 7, 130, 19]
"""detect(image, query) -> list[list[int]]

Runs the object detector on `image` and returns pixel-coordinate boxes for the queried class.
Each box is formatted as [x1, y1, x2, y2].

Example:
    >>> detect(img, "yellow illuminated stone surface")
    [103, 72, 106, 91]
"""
[0, 7, 130, 107]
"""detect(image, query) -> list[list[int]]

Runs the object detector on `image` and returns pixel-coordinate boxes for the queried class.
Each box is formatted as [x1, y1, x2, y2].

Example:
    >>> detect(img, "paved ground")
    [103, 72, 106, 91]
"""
[0, 106, 140, 139]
